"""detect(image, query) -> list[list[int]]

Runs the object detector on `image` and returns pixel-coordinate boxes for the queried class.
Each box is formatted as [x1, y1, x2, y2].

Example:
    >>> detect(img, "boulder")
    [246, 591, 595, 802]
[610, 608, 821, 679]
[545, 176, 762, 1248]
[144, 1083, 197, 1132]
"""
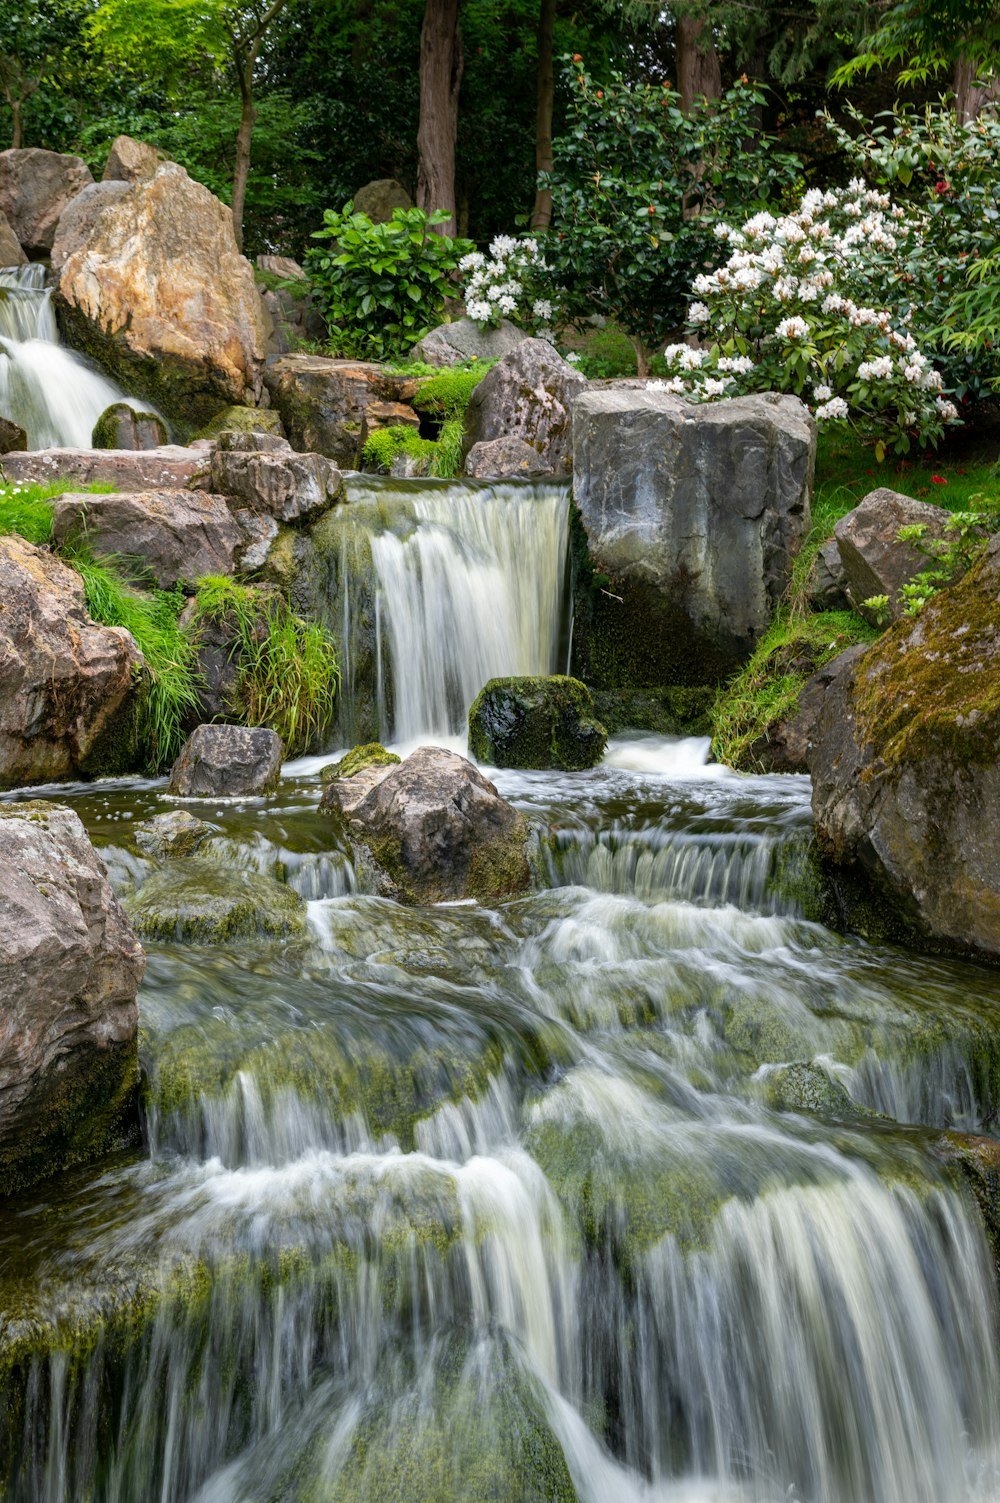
[749, 644, 869, 775]
[321, 744, 531, 904]
[128, 859, 304, 942]
[464, 435, 552, 479]
[0, 801, 143, 1197]
[0, 148, 94, 256]
[810, 535, 1000, 961]
[256, 254, 306, 280]
[210, 433, 343, 523]
[51, 163, 269, 430]
[834, 488, 950, 624]
[468, 675, 608, 770]
[463, 338, 585, 474]
[194, 405, 286, 442]
[352, 179, 413, 222]
[0, 444, 211, 492]
[0, 535, 142, 788]
[263, 354, 416, 466]
[807, 538, 852, 612]
[0, 415, 27, 454]
[411, 317, 529, 369]
[572, 390, 814, 684]
[0, 208, 26, 267]
[232, 509, 280, 571]
[133, 809, 209, 859]
[168, 723, 284, 797]
[319, 742, 400, 783]
[101, 135, 169, 184]
[92, 402, 169, 450]
[52, 489, 242, 589]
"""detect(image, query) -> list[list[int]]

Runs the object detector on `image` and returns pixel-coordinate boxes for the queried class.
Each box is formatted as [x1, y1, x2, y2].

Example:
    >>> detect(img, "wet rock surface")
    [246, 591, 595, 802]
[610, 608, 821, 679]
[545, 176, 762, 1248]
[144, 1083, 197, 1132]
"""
[0, 208, 26, 267]
[128, 859, 304, 942]
[133, 810, 210, 859]
[168, 724, 285, 797]
[469, 675, 608, 770]
[0, 801, 143, 1198]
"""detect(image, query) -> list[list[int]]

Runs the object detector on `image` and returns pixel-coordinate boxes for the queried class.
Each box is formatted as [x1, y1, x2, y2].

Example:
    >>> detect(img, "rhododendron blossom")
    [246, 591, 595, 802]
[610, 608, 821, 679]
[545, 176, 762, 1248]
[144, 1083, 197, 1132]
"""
[461, 237, 558, 333]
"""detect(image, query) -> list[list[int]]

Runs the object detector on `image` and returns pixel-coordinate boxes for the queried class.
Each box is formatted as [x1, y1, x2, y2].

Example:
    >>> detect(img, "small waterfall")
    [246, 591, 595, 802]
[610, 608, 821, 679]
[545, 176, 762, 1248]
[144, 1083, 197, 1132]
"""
[327, 476, 570, 745]
[0, 265, 141, 449]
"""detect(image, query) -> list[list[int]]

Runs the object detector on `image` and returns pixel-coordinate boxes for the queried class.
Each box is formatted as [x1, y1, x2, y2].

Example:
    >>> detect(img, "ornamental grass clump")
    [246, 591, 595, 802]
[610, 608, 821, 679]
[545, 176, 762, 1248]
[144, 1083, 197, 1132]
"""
[653, 182, 959, 454]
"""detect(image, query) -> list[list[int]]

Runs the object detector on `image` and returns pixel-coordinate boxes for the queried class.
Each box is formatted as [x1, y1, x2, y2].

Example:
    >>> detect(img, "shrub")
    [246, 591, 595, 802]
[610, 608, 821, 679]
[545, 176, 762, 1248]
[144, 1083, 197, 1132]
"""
[460, 236, 556, 331]
[652, 181, 958, 454]
[306, 204, 474, 361]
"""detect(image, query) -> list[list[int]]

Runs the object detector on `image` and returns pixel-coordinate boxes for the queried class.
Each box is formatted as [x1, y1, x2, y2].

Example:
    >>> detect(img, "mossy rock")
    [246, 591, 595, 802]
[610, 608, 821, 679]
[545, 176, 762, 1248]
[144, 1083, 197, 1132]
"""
[320, 742, 401, 783]
[193, 405, 286, 441]
[592, 684, 716, 736]
[127, 859, 305, 942]
[91, 402, 168, 450]
[758, 1061, 876, 1120]
[468, 675, 607, 771]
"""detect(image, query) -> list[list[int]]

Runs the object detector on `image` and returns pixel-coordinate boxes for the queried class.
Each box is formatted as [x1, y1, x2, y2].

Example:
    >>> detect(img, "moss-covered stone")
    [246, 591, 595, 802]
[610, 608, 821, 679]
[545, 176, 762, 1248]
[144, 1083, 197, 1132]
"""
[127, 859, 305, 942]
[193, 405, 286, 441]
[468, 675, 607, 771]
[320, 742, 401, 783]
[91, 403, 168, 450]
[591, 684, 716, 736]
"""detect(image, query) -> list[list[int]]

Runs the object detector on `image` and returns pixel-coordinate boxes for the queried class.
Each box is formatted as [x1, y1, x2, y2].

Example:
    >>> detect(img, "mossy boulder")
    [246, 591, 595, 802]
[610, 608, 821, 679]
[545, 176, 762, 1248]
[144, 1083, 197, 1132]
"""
[320, 742, 401, 783]
[91, 402, 168, 450]
[468, 675, 607, 771]
[127, 859, 305, 942]
[811, 533, 1000, 961]
[133, 809, 210, 858]
[193, 405, 286, 441]
[592, 684, 715, 737]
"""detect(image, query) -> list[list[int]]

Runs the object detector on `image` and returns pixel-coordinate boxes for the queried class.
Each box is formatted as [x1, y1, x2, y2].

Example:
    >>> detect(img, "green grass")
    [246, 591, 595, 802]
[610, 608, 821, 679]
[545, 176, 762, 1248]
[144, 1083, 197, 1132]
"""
[360, 423, 436, 473]
[814, 427, 1000, 518]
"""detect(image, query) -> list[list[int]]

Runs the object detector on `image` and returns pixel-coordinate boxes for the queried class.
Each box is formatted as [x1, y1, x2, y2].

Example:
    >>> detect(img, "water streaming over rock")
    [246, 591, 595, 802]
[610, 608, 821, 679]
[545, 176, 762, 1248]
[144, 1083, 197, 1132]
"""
[0, 264, 140, 449]
[4, 753, 1000, 1503]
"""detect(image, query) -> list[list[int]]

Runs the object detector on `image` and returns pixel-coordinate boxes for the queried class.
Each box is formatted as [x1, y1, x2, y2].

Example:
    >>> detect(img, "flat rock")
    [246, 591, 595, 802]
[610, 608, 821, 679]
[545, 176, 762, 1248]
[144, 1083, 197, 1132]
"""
[0, 445, 211, 492]
[0, 535, 142, 788]
[51, 489, 242, 588]
[0, 801, 143, 1197]
[463, 338, 585, 475]
[168, 723, 284, 797]
[464, 435, 553, 478]
[835, 488, 950, 624]
[210, 441, 343, 523]
[411, 317, 529, 368]
[128, 859, 303, 942]
[0, 148, 93, 256]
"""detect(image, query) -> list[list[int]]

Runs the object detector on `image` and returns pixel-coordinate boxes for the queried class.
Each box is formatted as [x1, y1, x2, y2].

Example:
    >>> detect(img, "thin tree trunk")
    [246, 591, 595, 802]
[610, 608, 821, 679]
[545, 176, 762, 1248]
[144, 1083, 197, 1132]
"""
[416, 0, 464, 235]
[632, 334, 650, 379]
[10, 97, 22, 150]
[231, 63, 256, 254]
[676, 13, 722, 112]
[530, 0, 556, 230]
[953, 54, 1000, 122]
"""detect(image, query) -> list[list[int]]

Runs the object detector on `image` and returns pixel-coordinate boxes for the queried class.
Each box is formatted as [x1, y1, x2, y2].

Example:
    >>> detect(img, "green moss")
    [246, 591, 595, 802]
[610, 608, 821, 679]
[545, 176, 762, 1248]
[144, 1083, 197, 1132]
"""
[411, 364, 494, 419]
[361, 423, 435, 473]
[591, 684, 716, 736]
[468, 675, 607, 771]
[193, 405, 286, 441]
[91, 404, 166, 449]
[320, 742, 401, 781]
[127, 860, 306, 943]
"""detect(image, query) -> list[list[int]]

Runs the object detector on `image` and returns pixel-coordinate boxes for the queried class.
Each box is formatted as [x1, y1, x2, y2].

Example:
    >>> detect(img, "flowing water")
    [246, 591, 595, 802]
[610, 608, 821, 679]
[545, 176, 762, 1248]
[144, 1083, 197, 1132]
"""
[4, 486, 1000, 1502]
[0, 265, 142, 449]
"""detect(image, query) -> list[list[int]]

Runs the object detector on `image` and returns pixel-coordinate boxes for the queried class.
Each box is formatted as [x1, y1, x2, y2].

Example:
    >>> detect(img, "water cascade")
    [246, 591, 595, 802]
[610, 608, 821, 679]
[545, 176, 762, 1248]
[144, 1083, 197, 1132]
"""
[0, 264, 141, 449]
[323, 475, 570, 744]
[4, 760, 1000, 1503]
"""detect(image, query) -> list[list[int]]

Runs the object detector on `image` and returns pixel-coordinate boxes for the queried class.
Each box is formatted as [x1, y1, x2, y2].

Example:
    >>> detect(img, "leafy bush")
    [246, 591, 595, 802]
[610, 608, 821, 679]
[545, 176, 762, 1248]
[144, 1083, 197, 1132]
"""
[460, 236, 555, 331]
[306, 204, 474, 361]
[193, 577, 340, 755]
[538, 59, 801, 374]
[864, 503, 1000, 619]
[652, 182, 958, 454]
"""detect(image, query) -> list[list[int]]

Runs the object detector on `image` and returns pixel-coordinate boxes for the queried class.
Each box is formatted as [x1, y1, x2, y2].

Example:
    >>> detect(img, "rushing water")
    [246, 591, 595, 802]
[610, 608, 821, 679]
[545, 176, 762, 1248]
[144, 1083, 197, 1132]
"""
[0, 264, 141, 449]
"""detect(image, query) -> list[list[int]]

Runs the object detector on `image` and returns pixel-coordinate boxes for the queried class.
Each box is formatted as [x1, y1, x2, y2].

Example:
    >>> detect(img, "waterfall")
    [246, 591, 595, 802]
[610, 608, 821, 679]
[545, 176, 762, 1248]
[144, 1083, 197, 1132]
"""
[327, 476, 570, 746]
[0, 264, 142, 449]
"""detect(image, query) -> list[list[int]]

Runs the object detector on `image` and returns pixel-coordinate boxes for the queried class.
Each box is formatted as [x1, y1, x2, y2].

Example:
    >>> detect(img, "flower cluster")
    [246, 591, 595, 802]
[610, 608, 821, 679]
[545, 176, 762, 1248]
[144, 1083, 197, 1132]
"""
[652, 182, 959, 451]
[460, 236, 557, 333]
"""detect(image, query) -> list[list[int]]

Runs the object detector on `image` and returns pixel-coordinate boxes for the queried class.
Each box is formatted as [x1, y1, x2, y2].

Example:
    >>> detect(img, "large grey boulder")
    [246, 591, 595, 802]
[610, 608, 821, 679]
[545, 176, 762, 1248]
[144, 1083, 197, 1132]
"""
[210, 430, 343, 522]
[834, 488, 949, 624]
[572, 390, 814, 683]
[411, 317, 530, 369]
[0, 148, 94, 256]
[0, 535, 142, 788]
[168, 723, 284, 797]
[463, 338, 585, 475]
[0, 802, 143, 1197]
[464, 435, 552, 479]
[263, 354, 416, 466]
[51, 489, 242, 589]
[321, 744, 530, 904]
[0, 444, 211, 492]
[0, 207, 26, 266]
[51, 163, 269, 430]
[353, 178, 413, 222]
[810, 534, 1000, 961]
[101, 134, 169, 184]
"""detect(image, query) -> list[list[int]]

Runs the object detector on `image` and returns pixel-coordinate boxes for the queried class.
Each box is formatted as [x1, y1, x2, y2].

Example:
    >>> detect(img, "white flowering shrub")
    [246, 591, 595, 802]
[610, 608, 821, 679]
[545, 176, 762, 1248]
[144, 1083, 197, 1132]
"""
[460, 236, 556, 333]
[651, 182, 959, 454]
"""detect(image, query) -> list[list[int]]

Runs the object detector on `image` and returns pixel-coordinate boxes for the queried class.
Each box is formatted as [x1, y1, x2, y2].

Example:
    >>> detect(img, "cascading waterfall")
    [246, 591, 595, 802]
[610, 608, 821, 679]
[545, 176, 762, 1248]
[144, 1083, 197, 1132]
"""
[0, 264, 141, 449]
[327, 475, 570, 744]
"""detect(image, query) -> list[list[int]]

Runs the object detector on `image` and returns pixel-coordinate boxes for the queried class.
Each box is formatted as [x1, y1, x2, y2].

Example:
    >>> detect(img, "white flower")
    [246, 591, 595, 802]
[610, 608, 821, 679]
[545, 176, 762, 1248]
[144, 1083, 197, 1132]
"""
[717, 354, 755, 375]
[935, 397, 959, 422]
[856, 355, 893, 381]
[646, 376, 690, 394]
[532, 298, 553, 321]
[699, 376, 733, 399]
[466, 299, 492, 323]
[458, 251, 484, 271]
[813, 383, 832, 402]
[815, 397, 849, 420]
[566, 351, 582, 363]
[776, 315, 809, 340]
[687, 301, 710, 325]
[662, 343, 706, 371]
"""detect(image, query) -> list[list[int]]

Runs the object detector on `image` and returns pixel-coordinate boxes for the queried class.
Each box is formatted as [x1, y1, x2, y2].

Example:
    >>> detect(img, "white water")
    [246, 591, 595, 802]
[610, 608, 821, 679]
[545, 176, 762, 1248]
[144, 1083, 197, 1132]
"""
[0, 264, 140, 448]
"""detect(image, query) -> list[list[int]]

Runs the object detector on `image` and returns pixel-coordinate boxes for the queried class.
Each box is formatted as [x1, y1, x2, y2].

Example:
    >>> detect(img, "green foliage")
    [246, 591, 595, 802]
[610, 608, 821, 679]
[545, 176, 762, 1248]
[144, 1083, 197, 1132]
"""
[0, 0, 88, 147]
[360, 424, 435, 473]
[306, 204, 474, 361]
[193, 576, 340, 755]
[562, 324, 635, 379]
[864, 504, 1000, 619]
[428, 419, 466, 479]
[412, 363, 493, 418]
[0, 483, 56, 545]
[540, 59, 802, 368]
[360, 362, 494, 477]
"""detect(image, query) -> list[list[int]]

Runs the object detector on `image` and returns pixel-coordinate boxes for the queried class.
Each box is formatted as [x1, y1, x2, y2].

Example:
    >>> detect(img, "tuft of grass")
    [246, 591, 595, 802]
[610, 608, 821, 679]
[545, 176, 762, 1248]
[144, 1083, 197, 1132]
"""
[361, 424, 436, 474]
[193, 576, 341, 755]
[429, 418, 466, 478]
[0, 483, 55, 545]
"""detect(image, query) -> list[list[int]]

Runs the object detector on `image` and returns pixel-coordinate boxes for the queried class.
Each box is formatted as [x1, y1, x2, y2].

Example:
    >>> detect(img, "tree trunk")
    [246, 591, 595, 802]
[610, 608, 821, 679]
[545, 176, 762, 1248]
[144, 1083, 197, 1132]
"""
[10, 97, 22, 151]
[416, 0, 464, 235]
[953, 54, 1000, 122]
[231, 66, 256, 254]
[676, 13, 722, 112]
[632, 334, 650, 380]
[530, 0, 556, 230]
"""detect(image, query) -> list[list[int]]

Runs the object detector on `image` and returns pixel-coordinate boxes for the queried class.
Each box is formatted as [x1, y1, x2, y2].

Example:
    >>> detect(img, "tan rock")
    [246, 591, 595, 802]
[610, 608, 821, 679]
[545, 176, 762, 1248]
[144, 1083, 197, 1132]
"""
[0, 148, 93, 256]
[0, 445, 211, 491]
[101, 134, 169, 184]
[51, 163, 269, 431]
